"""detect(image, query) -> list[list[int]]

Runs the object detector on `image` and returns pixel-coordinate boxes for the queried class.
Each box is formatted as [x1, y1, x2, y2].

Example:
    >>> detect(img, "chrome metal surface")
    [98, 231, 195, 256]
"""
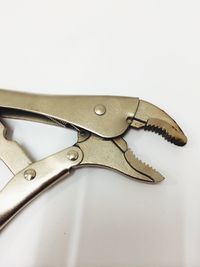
[0, 89, 139, 138]
[77, 134, 164, 183]
[67, 150, 79, 161]
[131, 100, 187, 146]
[0, 89, 187, 230]
[94, 104, 106, 115]
[24, 169, 36, 181]
[0, 146, 83, 230]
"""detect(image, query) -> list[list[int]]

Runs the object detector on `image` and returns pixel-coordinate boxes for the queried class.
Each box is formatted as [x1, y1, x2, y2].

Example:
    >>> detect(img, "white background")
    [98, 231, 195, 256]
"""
[0, 1, 199, 266]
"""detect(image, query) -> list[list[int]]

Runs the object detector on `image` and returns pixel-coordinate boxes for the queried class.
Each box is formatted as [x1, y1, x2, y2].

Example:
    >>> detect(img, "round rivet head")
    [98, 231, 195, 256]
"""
[24, 169, 36, 181]
[94, 104, 106, 116]
[67, 150, 79, 161]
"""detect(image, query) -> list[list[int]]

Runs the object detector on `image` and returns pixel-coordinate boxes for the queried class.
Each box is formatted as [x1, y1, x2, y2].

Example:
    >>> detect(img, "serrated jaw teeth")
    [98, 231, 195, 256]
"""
[125, 149, 165, 183]
[132, 100, 187, 146]
[145, 118, 187, 146]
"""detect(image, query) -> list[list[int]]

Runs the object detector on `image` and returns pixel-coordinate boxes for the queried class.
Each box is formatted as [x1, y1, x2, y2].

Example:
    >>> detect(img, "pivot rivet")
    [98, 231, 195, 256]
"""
[67, 150, 79, 161]
[24, 169, 36, 181]
[94, 104, 106, 116]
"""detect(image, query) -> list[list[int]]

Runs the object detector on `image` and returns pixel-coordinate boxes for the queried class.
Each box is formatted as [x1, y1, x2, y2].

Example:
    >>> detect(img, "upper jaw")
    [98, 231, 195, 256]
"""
[131, 99, 187, 146]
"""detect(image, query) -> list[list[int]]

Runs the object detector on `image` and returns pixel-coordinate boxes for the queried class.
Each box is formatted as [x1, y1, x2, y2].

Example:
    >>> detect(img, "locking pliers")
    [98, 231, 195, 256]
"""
[0, 89, 187, 230]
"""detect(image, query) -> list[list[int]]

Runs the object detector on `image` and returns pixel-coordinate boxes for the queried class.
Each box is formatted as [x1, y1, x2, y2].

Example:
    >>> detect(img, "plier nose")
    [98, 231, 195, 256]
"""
[131, 99, 187, 146]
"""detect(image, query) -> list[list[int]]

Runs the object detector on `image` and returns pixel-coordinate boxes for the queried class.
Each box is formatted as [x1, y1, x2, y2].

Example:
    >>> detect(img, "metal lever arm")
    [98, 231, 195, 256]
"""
[0, 89, 139, 138]
[0, 146, 83, 231]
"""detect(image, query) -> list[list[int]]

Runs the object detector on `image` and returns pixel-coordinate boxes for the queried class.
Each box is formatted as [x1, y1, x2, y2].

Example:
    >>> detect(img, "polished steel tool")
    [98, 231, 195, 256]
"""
[0, 89, 187, 230]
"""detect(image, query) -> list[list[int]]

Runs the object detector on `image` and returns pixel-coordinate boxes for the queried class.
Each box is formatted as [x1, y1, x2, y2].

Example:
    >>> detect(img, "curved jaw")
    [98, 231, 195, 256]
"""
[77, 133, 164, 183]
[131, 100, 187, 146]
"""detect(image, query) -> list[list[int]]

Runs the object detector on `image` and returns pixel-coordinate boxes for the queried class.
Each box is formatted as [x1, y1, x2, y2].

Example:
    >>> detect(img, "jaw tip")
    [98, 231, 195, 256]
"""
[178, 134, 187, 146]
[147, 171, 165, 184]
[132, 99, 188, 147]
[125, 149, 165, 183]
[174, 136, 187, 147]
[153, 175, 165, 183]
[145, 118, 187, 147]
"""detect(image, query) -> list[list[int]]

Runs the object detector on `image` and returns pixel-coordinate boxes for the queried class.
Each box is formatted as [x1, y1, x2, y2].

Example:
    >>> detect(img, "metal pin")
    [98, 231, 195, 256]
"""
[94, 104, 106, 116]
[24, 169, 36, 181]
[67, 150, 79, 161]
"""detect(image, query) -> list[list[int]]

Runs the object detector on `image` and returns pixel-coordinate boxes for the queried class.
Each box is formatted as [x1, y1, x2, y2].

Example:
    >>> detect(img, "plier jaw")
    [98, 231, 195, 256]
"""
[131, 99, 187, 146]
[77, 133, 165, 184]
[0, 89, 187, 230]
